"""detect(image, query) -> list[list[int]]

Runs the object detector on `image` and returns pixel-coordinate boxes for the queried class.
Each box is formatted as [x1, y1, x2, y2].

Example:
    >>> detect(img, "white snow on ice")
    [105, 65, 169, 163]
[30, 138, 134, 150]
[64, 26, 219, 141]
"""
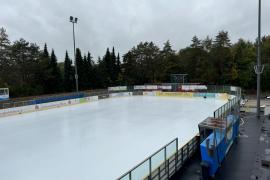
[0, 96, 226, 180]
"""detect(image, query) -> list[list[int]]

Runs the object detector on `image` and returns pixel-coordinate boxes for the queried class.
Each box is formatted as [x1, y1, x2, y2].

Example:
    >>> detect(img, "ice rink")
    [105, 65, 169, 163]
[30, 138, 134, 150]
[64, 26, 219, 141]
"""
[0, 96, 226, 180]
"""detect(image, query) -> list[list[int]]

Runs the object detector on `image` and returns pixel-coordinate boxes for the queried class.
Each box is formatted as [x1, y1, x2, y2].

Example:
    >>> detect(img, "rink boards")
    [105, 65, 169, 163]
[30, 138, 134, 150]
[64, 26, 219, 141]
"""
[0, 91, 230, 118]
[0, 95, 228, 180]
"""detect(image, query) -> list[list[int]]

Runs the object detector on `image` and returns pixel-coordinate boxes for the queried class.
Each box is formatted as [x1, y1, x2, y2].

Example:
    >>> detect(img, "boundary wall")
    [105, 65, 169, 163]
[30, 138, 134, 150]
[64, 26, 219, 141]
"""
[0, 84, 239, 117]
[0, 84, 241, 180]
[0, 96, 98, 117]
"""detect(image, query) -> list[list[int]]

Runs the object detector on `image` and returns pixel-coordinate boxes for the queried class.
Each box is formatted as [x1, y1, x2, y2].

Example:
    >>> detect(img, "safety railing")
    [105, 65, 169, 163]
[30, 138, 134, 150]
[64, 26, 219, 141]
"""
[213, 97, 239, 118]
[213, 86, 241, 118]
[116, 85, 241, 180]
[117, 136, 199, 180]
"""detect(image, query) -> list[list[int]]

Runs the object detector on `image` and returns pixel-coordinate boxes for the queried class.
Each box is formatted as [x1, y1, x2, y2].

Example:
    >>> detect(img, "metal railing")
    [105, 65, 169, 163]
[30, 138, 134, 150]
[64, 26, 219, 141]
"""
[117, 136, 199, 180]
[214, 97, 239, 118]
[117, 85, 241, 180]
[213, 86, 241, 118]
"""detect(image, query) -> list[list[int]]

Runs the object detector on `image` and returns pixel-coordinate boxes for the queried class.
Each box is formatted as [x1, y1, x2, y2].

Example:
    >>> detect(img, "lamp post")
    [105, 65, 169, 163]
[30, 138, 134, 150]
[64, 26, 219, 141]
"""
[255, 0, 264, 118]
[70, 16, 79, 92]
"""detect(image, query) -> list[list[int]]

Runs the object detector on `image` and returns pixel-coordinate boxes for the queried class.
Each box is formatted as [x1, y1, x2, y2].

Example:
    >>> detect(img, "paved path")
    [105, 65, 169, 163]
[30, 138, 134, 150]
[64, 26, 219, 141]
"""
[171, 113, 270, 180]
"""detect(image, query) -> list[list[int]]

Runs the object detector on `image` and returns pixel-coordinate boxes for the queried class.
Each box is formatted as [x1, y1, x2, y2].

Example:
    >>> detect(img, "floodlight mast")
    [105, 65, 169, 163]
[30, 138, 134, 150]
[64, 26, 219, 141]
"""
[70, 16, 79, 92]
[255, 0, 263, 118]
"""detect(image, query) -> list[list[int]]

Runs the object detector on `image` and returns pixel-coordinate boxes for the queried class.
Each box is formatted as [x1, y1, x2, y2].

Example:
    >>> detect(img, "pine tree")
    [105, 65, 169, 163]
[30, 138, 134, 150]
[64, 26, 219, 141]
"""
[161, 40, 179, 82]
[115, 53, 122, 85]
[95, 56, 107, 88]
[116, 53, 121, 75]
[64, 51, 74, 92]
[39, 43, 52, 94]
[191, 36, 202, 49]
[87, 52, 93, 68]
[211, 31, 234, 84]
[49, 49, 62, 92]
[122, 42, 160, 84]
[81, 54, 88, 89]
[42, 43, 49, 59]
[0, 27, 11, 87]
[86, 52, 94, 88]
[75, 48, 84, 90]
[214, 31, 231, 48]
[0, 27, 10, 60]
[103, 48, 112, 86]
[202, 36, 212, 52]
[111, 47, 117, 83]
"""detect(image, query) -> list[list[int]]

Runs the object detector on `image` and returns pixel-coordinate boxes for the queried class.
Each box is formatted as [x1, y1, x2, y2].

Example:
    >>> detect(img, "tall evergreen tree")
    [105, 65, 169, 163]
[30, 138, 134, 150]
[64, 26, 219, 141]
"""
[0, 27, 11, 88]
[211, 31, 234, 84]
[75, 48, 84, 90]
[202, 36, 212, 52]
[123, 42, 160, 84]
[103, 48, 112, 86]
[95, 56, 107, 88]
[48, 49, 62, 93]
[10, 39, 42, 96]
[38, 43, 52, 94]
[191, 36, 202, 48]
[161, 41, 180, 82]
[214, 31, 231, 48]
[116, 53, 121, 75]
[42, 43, 49, 58]
[111, 47, 117, 83]
[63, 51, 74, 92]
[80, 54, 89, 89]
[86, 52, 94, 88]
[115, 53, 123, 85]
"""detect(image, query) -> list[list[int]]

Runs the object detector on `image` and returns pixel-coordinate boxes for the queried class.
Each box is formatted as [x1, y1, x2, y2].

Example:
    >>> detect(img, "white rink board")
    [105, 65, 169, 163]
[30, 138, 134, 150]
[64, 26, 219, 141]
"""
[0, 96, 226, 180]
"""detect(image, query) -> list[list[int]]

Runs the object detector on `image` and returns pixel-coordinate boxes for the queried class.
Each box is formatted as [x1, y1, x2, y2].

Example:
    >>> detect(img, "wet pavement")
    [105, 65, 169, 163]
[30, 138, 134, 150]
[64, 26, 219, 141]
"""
[171, 112, 270, 180]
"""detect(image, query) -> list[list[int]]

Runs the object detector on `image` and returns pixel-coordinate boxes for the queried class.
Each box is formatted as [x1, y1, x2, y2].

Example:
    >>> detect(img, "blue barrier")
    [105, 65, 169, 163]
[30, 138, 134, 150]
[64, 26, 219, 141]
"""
[31, 93, 85, 105]
[200, 131, 226, 176]
[200, 114, 240, 177]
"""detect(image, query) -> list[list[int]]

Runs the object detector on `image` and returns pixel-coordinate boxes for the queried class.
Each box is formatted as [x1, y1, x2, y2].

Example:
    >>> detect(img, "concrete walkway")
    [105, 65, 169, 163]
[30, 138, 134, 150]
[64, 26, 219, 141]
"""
[171, 113, 270, 180]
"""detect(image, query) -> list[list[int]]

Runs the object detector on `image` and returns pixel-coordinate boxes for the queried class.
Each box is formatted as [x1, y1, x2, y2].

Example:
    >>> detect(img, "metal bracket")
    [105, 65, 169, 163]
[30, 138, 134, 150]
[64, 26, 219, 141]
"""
[254, 65, 264, 74]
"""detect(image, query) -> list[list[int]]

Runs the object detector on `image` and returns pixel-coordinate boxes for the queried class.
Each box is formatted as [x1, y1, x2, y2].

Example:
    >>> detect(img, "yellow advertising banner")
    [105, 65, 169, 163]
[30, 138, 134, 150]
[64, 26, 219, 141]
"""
[156, 92, 194, 97]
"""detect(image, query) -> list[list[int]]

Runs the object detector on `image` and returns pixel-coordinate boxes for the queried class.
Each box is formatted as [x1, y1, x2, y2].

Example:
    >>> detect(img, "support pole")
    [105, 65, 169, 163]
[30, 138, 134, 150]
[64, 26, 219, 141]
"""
[72, 22, 79, 92]
[256, 0, 262, 118]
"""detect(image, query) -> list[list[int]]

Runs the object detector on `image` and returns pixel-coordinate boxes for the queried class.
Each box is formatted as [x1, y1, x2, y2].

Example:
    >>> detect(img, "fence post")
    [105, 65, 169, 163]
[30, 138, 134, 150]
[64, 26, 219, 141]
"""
[164, 146, 168, 178]
[187, 143, 190, 158]
[181, 147, 184, 166]
[149, 157, 152, 179]
[175, 139, 178, 171]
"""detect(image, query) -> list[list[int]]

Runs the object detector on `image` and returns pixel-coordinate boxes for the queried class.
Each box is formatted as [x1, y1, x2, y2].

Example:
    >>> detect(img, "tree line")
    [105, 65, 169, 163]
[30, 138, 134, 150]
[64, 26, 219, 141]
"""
[0, 27, 270, 97]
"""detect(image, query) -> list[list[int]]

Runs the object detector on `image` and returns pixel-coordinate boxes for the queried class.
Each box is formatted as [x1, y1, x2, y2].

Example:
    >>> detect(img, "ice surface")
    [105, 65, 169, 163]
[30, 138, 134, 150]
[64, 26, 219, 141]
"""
[0, 96, 226, 180]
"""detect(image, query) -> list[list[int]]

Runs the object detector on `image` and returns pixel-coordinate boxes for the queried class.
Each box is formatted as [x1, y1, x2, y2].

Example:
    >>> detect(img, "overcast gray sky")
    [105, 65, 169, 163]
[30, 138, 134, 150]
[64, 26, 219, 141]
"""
[1, 0, 270, 61]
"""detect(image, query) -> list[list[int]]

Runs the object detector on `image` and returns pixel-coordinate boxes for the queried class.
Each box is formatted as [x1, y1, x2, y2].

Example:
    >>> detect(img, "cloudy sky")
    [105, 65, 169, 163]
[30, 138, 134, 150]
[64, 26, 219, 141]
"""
[1, 0, 270, 61]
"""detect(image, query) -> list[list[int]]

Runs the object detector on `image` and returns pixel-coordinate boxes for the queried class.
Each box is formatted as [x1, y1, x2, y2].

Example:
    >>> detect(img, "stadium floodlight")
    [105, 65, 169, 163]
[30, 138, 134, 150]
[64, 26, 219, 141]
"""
[69, 16, 79, 92]
[255, 0, 263, 118]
